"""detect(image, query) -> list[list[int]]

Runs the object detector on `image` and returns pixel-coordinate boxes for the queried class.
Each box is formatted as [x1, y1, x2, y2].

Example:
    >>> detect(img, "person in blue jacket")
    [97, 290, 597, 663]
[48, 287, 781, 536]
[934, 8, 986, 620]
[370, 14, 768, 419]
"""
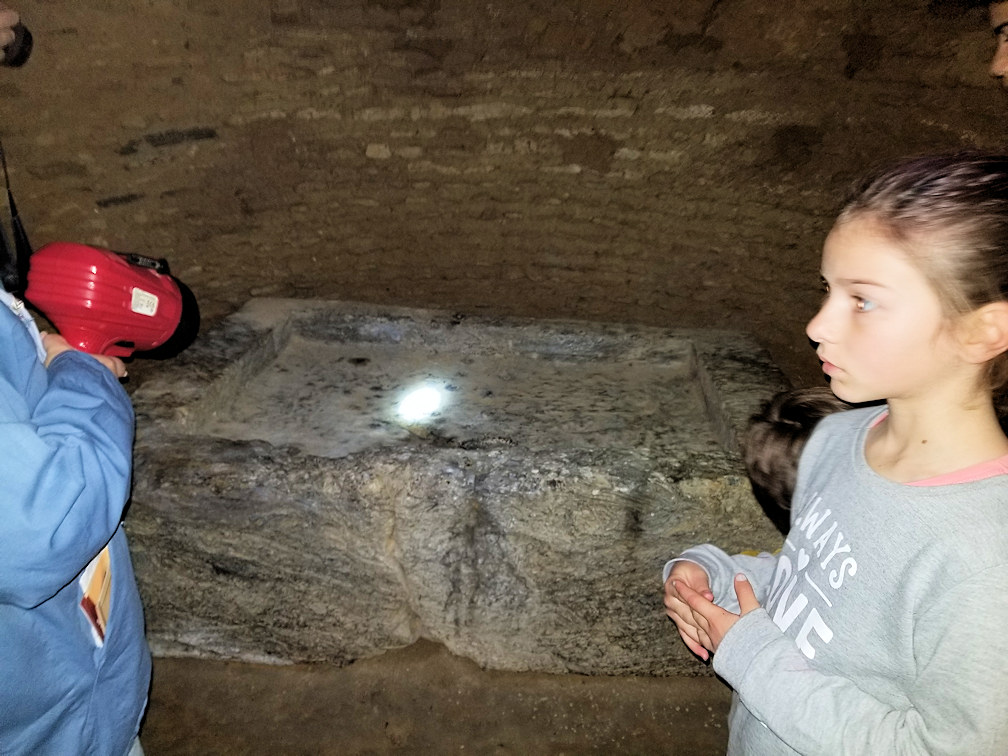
[0, 5, 149, 752]
[0, 285, 151, 751]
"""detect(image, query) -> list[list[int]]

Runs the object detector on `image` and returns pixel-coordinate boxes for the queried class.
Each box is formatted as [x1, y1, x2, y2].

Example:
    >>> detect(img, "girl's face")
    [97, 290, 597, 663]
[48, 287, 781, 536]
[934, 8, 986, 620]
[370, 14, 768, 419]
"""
[991, 1, 1008, 87]
[805, 216, 965, 405]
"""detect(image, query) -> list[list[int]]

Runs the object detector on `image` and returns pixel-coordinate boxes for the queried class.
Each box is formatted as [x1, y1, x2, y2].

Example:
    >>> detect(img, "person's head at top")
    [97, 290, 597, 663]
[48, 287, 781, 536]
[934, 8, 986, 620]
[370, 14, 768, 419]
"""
[990, 2, 1008, 85]
[807, 152, 1008, 477]
[0, 3, 17, 54]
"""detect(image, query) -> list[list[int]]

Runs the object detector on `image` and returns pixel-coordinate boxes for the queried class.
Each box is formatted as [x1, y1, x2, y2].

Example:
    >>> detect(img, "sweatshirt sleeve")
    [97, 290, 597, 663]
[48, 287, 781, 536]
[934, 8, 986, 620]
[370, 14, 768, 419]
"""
[0, 348, 134, 608]
[712, 566, 1008, 755]
[663, 544, 780, 613]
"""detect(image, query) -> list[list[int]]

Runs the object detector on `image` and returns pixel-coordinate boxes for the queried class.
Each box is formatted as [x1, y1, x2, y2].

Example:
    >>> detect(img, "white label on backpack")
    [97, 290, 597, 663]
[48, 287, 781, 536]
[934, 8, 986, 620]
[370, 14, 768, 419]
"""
[131, 288, 159, 317]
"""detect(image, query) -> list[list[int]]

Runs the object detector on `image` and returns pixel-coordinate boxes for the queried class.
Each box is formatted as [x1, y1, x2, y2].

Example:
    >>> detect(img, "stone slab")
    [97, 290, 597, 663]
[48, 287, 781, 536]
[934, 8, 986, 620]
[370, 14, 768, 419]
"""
[127, 298, 788, 675]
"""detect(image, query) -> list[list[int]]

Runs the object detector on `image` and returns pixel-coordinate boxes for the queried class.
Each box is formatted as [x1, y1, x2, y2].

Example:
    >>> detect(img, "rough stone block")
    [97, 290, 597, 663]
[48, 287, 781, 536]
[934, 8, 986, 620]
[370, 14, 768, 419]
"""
[127, 299, 787, 675]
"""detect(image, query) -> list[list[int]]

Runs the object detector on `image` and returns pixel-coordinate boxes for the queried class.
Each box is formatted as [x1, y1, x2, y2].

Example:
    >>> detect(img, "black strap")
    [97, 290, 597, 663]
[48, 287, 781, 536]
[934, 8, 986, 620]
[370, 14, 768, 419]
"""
[0, 138, 31, 295]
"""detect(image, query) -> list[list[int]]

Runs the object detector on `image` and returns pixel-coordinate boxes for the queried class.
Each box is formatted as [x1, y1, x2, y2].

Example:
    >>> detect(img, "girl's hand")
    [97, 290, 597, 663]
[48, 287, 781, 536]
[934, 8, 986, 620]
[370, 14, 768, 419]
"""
[41, 332, 127, 378]
[675, 574, 761, 654]
[663, 560, 716, 660]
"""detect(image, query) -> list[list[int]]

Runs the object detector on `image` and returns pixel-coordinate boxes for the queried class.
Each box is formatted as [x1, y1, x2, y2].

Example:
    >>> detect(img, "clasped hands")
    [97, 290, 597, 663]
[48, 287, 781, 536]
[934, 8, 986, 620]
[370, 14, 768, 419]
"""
[663, 560, 760, 661]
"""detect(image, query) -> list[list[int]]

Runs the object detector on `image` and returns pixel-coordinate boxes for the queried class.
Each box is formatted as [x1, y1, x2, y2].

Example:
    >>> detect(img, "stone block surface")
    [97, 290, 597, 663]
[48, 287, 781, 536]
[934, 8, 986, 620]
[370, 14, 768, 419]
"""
[127, 298, 787, 674]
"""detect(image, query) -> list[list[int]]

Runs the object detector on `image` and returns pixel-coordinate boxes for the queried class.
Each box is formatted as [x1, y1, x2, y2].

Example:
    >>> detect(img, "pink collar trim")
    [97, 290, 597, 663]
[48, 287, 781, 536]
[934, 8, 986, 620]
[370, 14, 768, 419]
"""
[910, 455, 1008, 486]
[868, 409, 1008, 486]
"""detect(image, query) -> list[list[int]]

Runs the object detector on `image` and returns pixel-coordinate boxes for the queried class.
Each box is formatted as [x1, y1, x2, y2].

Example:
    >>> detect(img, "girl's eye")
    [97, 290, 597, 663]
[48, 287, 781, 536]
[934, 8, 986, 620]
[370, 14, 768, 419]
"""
[854, 297, 876, 312]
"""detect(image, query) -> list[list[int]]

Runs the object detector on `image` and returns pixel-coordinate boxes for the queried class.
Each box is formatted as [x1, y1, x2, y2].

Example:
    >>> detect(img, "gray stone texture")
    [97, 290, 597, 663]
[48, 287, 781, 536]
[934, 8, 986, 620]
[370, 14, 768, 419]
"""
[127, 299, 786, 675]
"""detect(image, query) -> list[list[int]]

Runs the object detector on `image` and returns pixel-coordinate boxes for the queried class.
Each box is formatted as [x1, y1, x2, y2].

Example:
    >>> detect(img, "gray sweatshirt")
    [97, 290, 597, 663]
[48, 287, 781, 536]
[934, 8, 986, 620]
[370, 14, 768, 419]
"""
[664, 405, 1008, 754]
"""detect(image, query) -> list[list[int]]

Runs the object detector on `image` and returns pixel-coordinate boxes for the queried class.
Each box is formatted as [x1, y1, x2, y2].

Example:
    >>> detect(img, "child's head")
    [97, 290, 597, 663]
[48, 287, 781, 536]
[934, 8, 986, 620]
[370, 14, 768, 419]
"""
[838, 153, 1008, 315]
[743, 387, 848, 532]
[825, 152, 1008, 398]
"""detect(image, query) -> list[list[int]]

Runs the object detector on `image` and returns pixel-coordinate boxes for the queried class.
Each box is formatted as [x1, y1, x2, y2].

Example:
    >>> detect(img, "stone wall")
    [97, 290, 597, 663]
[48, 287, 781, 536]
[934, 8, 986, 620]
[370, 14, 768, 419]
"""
[0, 0, 999, 384]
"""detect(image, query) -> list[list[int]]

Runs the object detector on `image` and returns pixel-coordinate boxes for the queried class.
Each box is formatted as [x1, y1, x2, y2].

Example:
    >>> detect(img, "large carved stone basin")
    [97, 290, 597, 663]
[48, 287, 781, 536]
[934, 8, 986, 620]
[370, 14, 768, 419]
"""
[127, 299, 786, 675]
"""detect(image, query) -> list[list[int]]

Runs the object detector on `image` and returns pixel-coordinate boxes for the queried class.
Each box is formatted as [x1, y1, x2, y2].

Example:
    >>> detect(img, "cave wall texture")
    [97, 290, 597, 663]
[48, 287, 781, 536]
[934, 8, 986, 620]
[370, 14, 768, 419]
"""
[0, 0, 1000, 385]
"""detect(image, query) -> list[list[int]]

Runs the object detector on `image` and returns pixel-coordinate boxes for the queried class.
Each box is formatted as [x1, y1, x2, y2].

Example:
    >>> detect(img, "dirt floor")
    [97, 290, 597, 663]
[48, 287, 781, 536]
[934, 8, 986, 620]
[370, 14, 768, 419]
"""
[2, 0, 1001, 753]
[142, 641, 732, 755]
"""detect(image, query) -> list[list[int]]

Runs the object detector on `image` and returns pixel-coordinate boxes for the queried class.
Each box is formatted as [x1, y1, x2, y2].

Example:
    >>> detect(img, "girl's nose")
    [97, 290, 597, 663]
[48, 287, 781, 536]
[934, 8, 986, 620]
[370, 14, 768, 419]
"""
[991, 41, 1008, 83]
[806, 301, 833, 345]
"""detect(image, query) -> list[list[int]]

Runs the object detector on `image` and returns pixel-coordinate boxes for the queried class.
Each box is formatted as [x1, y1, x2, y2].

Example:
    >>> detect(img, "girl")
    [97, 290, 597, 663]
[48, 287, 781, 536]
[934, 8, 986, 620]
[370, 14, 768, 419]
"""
[663, 152, 1008, 754]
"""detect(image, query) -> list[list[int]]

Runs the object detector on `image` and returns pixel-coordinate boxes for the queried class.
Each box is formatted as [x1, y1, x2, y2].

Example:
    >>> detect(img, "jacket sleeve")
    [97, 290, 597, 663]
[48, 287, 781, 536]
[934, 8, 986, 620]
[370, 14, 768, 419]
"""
[713, 566, 1008, 755]
[0, 345, 134, 608]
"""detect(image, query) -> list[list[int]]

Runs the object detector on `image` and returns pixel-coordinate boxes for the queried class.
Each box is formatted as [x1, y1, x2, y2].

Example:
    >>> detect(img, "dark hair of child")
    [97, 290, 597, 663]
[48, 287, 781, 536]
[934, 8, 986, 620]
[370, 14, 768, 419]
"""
[742, 387, 849, 533]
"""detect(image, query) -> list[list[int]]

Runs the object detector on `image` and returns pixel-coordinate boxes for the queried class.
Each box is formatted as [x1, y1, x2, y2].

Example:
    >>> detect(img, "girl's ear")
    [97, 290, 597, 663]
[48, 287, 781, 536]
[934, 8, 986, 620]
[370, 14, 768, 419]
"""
[960, 302, 1008, 364]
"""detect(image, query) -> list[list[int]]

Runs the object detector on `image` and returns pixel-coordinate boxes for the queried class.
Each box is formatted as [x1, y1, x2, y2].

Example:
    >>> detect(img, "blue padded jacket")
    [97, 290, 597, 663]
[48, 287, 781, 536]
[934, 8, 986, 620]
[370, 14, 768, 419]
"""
[0, 299, 150, 755]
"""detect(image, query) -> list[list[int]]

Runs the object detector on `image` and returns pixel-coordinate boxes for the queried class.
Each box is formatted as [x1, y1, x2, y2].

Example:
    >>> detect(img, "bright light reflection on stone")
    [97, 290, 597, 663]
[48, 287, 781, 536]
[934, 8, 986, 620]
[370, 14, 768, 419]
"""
[397, 385, 444, 423]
